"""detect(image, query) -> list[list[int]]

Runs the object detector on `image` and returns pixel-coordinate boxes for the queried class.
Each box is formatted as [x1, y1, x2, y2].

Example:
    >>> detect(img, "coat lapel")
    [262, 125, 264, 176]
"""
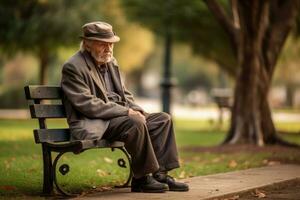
[108, 62, 126, 101]
[80, 51, 107, 97]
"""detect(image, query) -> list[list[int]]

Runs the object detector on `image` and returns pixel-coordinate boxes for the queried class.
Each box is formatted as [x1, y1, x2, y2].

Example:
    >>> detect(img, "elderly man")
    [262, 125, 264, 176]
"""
[61, 21, 188, 193]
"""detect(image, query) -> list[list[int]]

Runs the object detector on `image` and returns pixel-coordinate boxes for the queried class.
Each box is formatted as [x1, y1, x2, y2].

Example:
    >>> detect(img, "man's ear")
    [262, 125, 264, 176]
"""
[83, 40, 91, 51]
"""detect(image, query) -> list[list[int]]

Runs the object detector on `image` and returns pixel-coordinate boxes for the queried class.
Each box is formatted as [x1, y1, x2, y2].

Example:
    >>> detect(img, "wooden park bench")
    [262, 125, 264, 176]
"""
[24, 85, 132, 196]
[211, 88, 233, 126]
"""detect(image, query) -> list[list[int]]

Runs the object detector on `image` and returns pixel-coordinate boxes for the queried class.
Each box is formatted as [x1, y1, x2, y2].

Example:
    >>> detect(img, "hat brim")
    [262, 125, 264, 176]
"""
[80, 35, 120, 43]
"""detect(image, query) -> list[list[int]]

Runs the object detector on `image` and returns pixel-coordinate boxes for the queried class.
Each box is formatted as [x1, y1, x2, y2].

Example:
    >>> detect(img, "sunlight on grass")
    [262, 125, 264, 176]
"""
[171, 151, 272, 178]
[0, 118, 299, 197]
[0, 119, 68, 141]
[275, 122, 300, 133]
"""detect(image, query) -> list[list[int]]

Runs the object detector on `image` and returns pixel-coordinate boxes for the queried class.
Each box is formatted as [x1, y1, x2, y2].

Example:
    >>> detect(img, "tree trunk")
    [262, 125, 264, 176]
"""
[129, 69, 144, 96]
[286, 83, 296, 108]
[224, 51, 277, 145]
[205, 0, 299, 146]
[221, 0, 299, 146]
[39, 47, 49, 85]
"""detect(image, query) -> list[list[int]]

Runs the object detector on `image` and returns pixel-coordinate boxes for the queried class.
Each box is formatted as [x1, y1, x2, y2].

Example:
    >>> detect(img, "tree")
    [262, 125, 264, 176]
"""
[121, 0, 237, 77]
[205, 0, 299, 145]
[274, 35, 300, 107]
[122, 0, 300, 145]
[102, 0, 155, 74]
[0, 0, 103, 84]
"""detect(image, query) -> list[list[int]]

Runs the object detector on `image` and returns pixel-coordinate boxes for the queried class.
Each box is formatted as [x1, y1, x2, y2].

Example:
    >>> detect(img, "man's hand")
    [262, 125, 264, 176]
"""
[128, 108, 146, 123]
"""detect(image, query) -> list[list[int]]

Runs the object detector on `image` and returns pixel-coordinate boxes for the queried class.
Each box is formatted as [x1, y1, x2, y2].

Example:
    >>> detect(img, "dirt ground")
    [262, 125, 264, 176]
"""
[183, 144, 300, 200]
[182, 144, 300, 164]
[215, 178, 300, 200]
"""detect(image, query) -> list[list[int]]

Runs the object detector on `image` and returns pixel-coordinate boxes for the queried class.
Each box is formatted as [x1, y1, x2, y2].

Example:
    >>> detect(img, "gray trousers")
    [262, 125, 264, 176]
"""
[103, 112, 180, 178]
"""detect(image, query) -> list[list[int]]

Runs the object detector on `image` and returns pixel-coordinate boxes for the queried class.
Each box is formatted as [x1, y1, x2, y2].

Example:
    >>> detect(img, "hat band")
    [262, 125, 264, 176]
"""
[85, 32, 115, 38]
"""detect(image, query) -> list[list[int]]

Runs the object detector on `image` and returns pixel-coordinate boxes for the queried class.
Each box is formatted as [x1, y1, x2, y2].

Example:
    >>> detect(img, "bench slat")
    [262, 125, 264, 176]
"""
[24, 85, 62, 100]
[34, 128, 125, 149]
[34, 129, 70, 143]
[30, 104, 66, 118]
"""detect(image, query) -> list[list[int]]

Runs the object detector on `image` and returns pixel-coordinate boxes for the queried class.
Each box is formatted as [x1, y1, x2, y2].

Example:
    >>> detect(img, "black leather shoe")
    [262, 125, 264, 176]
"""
[154, 173, 189, 192]
[131, 175, 169, 193]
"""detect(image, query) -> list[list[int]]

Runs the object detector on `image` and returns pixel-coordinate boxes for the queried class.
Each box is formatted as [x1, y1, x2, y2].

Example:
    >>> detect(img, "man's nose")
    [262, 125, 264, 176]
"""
[106, 44, 112, 50]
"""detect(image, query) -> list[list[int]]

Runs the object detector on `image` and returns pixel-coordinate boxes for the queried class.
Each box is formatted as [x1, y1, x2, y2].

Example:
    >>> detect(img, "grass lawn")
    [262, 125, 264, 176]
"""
[0, 118, 300, 197]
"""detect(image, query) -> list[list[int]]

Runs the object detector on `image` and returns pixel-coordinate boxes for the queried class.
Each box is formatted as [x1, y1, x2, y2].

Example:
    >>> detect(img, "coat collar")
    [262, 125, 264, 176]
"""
[80, 50, 107, 95]
[80, 50, 125, 101]
[107, 62, 126, 100]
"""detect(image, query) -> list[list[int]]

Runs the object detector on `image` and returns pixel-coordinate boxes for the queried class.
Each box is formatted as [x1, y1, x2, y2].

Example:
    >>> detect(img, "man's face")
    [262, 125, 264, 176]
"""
[88, 40, 114, 64]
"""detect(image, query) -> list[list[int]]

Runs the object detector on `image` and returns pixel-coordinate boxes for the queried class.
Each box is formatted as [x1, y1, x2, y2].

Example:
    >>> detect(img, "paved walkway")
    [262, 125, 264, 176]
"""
[81, 164, 300, 200]
[1, 105, 300, 122]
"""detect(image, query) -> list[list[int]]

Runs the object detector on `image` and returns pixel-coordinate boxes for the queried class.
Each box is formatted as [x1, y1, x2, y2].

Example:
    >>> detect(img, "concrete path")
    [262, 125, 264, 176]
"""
[80, 164, 300, 200]
[1, 106, 300, 122]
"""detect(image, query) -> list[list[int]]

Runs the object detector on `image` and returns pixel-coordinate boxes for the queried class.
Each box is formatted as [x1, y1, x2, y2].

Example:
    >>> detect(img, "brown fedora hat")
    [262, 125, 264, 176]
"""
[80, 21, 120, 43]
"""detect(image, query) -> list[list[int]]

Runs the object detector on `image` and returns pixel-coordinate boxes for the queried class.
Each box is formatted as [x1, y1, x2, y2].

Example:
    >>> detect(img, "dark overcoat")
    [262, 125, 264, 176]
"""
[61, 50, 144, 140]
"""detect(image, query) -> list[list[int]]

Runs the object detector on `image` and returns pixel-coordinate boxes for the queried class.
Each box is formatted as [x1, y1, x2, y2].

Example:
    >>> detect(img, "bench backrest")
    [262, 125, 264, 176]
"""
[24, 85, 70, 143]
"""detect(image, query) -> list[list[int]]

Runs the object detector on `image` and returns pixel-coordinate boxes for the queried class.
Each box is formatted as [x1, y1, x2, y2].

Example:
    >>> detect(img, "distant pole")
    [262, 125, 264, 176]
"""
[161, 28, 173, 114]
[161, 0, 174, 114]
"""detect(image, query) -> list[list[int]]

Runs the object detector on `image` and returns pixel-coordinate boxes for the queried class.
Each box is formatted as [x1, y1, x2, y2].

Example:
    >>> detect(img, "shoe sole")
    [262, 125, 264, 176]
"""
[169, 188, 189, 192]
[131, 188, 168, 193]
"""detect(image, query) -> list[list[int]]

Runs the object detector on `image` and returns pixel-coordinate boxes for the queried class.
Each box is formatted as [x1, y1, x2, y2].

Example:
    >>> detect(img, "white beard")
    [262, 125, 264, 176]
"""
[91, 50, 113, 64]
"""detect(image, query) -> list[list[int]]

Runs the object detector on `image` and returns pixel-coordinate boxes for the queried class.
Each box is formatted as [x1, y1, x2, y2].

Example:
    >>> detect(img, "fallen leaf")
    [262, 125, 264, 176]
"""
[243, 161, 250, 166]
[253, 189, 266, 198]
[179, 171, 186, 179]
[4, 160, 10, 169]
[179, 158, 184, 165]
[27, 168, 38, 173]
[94, 186, 112, 192]
[231, 195, 239, 200]
[262, 159, 268, 165]
[192, 156, 201, 161]
[89, 160, 97, 165]
[228, 160, 237, 168]
[31, 154, 39, 159]
[62, 156, 69, 161]
[224, 195, 239, 200]
[212, 157, 221, 163]
[96, 169, 108, 177]
[267, 161, 280, 166]
[0, 185, 17, 191]
[103, 157, 113, 164]
[10, 157, 16, 161]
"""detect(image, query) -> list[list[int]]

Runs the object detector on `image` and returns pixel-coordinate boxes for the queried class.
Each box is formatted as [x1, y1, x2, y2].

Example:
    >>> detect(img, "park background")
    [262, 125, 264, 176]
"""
[0, 0, 300, 198]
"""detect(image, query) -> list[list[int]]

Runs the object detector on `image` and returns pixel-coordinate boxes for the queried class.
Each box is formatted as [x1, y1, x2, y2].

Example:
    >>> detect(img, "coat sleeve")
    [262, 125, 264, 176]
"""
[111, 57, 146, 114]
[123, 85, 146, 114]
[61, 63, 129, 119]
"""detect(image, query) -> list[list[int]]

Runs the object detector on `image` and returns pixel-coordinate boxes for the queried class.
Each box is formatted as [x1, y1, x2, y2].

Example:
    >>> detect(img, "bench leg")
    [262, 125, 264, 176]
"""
[113, 147, 133, 188]
[52, 151, 77, 197]
[42, 144, 54, 196]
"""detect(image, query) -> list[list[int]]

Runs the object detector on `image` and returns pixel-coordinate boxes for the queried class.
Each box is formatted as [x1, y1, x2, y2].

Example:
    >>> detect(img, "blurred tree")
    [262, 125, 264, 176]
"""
[0, 0, 103, 84]
[0, 56, 3, 85]
[275, 35, 300, 107]
[100, 0, 155, 95]
[121, 0, 237, 77]
[122, 0, 300, 146]
[122, 0, 235, 113]
[205, 0, 299, 145]
[172, 44, 219, 93]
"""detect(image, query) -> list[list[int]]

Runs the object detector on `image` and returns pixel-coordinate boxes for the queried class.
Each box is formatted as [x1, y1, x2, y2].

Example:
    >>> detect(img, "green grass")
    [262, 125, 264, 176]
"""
[174, 119, 227, 146]
[275, 122, 300, 133]
[0, 118, 299, 197]
[172, 151, 273, 178]
[0, 119, 131, 196]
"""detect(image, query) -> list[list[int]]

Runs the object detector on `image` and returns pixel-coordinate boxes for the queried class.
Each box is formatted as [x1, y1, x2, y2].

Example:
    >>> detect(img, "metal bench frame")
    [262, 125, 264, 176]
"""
[24, 85, 132, 196]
